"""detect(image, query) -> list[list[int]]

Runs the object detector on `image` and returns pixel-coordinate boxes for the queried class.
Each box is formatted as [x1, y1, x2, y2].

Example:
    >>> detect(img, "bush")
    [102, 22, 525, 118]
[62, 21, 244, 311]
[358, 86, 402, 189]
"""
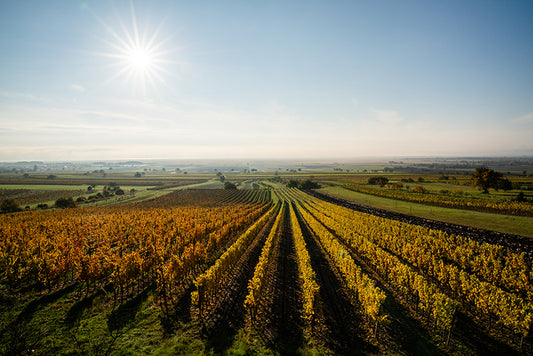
[55, 197, 77, 209]
[368, 177, 389, 186]
[224, 182, 237, 190]
[413, 185, 427, 193]
[287, 180, 299, 188]
[0, 199, 21, 213]
[498, 178, 513, 191]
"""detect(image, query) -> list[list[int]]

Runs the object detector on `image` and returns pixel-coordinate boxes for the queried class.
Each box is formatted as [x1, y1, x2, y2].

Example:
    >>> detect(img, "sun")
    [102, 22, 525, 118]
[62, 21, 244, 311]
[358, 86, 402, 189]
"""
[95, 3, 175, 95]
[128, 48, 153, 71]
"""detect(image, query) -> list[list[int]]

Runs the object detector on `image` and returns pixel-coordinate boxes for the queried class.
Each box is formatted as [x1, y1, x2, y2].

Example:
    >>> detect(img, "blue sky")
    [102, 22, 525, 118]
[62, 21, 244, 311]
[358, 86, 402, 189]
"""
[1, 0, 532, 161]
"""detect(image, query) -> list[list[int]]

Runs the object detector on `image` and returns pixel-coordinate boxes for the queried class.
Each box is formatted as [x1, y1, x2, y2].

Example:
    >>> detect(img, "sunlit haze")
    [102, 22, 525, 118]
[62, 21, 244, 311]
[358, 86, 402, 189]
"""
[1, 1, 532, 161]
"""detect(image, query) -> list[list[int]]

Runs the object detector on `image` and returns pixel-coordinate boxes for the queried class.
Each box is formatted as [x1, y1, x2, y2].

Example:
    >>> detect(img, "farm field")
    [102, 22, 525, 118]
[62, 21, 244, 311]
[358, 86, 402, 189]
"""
[317, 185, 533, 238]
[0, 176, 218, 210]
[1, 185, 531, 355]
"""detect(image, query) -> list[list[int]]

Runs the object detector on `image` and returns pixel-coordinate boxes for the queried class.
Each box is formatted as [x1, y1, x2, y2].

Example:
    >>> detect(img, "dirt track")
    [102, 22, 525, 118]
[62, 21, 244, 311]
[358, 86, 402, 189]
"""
[305, 189, 533, 257]
[267, 204, 304, 353]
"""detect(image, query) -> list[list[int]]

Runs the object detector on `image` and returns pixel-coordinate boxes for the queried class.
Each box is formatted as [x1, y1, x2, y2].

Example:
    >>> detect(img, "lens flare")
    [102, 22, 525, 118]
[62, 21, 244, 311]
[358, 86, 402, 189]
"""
[94, 2, 177, 95]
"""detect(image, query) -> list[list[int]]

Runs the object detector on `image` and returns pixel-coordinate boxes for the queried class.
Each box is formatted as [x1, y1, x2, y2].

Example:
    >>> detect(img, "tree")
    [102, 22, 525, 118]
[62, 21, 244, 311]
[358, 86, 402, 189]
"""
[286, 179, 318, 189]
[300, 180, 319, 189]
[224, 182, 237, 190]
[134, 172, 142, 178]
[0, 199, 21, 213]
[287, 180, 299, 188]
[470, 167, 504, 194]
[55, 197, 77, 209]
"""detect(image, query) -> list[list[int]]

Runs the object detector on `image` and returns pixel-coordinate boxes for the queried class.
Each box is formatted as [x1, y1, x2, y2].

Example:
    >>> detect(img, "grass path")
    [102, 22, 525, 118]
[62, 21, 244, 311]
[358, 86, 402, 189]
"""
[318, 185, 533, 238]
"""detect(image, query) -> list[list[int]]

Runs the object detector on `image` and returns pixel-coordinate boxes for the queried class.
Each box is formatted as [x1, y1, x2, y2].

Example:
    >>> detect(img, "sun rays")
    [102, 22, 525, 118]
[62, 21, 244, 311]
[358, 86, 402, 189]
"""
[94, 2, 177, 96]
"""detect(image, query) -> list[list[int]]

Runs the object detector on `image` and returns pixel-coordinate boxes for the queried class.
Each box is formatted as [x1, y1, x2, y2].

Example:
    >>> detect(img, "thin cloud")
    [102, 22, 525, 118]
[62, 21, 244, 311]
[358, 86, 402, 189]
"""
[514, 112, 533, 123]
[0, 90, 50, 103]
[371, 109, 404, 125]
[70, 84, 86, 93]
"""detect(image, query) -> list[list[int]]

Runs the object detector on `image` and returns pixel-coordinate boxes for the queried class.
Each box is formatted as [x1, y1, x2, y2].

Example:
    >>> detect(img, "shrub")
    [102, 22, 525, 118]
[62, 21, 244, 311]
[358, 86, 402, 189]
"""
[287, 180, 299, 188]
[55, 197, 77, 209]
[368, 177, 389, 186]
[224, 182, 237, 190]
[300, 180, 319, 189]
[413, 185, 427, 193]
[0, 199, 21, 213]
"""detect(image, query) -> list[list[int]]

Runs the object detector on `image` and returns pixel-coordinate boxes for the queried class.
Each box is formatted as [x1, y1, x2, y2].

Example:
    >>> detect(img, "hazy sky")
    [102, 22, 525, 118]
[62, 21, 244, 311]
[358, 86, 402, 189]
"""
[1, 0, 532, 161]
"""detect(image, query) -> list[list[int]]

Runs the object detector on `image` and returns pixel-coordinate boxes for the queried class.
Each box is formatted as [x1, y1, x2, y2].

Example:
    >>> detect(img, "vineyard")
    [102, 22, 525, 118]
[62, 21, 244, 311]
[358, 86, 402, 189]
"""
[0, 187, 531, 354]
[0, 188, 86, 206]
[341, 183, 533, 217]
